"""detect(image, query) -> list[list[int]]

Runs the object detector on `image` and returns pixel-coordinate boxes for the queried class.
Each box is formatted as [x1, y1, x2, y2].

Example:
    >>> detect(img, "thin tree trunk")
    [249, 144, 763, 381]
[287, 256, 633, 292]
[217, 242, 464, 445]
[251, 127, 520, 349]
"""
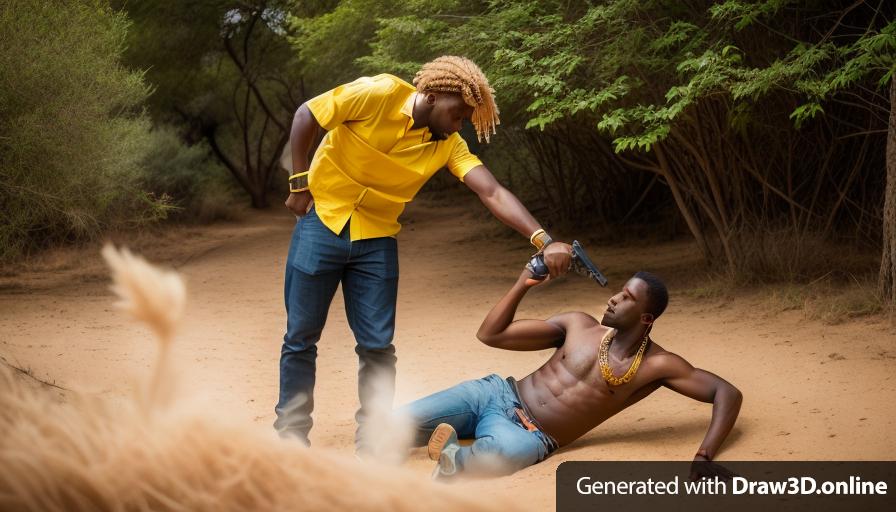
[250, 190, 269, 209]
[879, 76, 896, 303]
[655, 143, 713, 262]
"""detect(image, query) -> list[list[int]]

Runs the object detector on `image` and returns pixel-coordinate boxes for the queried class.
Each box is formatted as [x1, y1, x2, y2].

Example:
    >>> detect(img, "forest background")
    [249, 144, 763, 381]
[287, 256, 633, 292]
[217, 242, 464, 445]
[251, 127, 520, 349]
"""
[2, 0, 894, 312]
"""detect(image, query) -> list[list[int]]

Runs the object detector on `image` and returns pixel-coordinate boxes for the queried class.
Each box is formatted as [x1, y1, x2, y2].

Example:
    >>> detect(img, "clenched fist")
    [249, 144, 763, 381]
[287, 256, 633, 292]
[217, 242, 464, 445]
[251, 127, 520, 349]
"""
[285, 191, 313, 217]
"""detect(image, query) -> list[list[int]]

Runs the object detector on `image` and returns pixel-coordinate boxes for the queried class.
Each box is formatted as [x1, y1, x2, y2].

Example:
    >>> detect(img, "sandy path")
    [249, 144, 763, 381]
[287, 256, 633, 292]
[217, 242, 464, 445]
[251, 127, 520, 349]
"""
[1, 198, 895, 510]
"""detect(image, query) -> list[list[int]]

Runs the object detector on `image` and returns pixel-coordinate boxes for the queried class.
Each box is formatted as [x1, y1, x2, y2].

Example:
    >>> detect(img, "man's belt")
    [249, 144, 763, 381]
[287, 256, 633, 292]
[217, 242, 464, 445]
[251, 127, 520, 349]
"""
[514, 407, 540, 432]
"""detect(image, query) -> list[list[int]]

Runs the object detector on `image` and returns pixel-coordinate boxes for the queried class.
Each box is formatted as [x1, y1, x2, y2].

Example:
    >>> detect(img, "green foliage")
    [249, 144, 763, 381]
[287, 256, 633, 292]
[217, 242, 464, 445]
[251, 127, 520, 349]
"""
[287, 0, 473, 85]
[318, 0, 891, 280]
[288, 0, 397, 87]
[139, 126, 241, 222]
[709, 0, 791, 31]
[0, 0, 171, 262]
[356, 15, 452, 77]
[121, 0, 304, 208]
[705, 2, 895, 129]
[375, 0, 895, 152]
[789, 102, 824, 128]
[4, 0, 890, 279]
[115, 1, 227, 121]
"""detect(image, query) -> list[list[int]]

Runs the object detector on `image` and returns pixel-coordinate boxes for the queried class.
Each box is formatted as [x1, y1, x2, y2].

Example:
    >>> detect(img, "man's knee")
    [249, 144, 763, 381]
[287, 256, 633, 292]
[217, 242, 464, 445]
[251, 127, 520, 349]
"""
[281, 332, 321, 354]
[469, 435, 539, 475]
[283, 306, 329, 351]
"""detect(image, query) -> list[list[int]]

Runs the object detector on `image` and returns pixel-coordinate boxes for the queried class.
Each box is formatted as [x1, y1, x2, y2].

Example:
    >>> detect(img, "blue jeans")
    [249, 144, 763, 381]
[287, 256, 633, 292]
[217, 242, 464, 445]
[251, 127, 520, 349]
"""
[275, 207, 398, 450]
[397, 374, 557, 476]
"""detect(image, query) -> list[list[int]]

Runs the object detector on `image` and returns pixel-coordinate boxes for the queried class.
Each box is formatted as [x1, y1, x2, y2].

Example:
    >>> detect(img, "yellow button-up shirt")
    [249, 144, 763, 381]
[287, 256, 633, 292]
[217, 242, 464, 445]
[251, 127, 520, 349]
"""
[305, 74, 483, 240]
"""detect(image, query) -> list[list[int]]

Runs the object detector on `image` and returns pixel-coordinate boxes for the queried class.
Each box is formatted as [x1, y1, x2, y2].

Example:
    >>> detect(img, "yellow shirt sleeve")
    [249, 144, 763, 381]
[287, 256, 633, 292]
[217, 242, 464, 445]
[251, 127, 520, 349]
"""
[305, 76, 392, 131]
[446, 135, 484, 181]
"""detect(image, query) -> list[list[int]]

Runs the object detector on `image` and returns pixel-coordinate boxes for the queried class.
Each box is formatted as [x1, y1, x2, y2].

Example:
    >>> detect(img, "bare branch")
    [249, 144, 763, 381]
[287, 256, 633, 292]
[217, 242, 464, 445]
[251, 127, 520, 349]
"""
[0, 356, 69, 391]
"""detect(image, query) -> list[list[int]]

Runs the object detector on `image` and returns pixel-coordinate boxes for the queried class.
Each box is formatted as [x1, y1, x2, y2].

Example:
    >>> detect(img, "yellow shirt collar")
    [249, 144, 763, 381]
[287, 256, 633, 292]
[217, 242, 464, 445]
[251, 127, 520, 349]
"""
[400, 91, 415, 118]
[401, 92, 431, 141]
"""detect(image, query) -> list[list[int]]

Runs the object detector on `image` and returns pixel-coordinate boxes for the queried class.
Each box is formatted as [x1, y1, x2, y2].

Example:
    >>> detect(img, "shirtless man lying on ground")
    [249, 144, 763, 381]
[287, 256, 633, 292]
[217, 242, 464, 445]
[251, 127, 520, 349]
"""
[396, 269, 743, 479]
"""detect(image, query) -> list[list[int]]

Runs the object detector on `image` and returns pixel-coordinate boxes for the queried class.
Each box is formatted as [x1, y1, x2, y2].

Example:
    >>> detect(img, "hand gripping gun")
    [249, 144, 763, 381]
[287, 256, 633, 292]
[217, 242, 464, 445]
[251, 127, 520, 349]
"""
[525, 240, 608, 287]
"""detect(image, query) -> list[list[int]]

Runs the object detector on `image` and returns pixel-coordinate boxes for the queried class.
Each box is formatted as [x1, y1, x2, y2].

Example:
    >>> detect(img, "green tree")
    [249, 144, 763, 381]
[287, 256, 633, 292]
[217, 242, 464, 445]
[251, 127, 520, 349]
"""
[120, 0, 306, 208]
[352, 0, 894, 288]
[703, 1, 895, 296]
[0, 0, 170, 261]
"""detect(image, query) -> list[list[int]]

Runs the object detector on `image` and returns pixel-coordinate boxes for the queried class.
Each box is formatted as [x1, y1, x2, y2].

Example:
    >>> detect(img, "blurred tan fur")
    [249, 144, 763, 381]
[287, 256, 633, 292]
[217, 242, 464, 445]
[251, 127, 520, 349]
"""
[0, 246, 501, 512]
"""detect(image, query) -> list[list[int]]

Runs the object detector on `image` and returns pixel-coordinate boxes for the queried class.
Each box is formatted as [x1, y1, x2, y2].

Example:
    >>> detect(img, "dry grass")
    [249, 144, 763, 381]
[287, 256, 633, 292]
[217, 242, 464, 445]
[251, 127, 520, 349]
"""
[680, 277, 734, 301]
[766, 278, 885, 325]
[731, 229, 877, 285]
[673, 229, 887, 325]
[0, 246, 503, 512]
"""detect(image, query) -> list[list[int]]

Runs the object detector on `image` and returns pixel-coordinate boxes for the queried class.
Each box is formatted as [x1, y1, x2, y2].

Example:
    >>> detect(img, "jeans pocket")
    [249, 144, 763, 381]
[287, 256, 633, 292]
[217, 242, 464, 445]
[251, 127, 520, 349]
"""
[290, 212, 344, 275]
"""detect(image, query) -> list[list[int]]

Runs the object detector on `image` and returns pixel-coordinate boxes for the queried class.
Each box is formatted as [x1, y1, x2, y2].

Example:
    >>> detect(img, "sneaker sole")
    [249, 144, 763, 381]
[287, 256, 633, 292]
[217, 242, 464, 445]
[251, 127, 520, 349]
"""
[427, 423, 456, 461]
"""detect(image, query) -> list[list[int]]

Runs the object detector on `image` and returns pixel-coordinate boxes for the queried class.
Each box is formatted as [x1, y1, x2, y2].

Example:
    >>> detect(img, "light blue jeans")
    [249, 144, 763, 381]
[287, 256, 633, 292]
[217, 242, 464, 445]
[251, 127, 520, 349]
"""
[397, 374, 557, 476]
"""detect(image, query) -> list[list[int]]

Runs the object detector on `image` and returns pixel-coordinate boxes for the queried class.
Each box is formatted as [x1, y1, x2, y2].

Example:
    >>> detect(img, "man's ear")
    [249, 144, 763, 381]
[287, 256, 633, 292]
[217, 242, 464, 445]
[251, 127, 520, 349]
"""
[640, 313, 655, 326]
[425, 93, 437, 105]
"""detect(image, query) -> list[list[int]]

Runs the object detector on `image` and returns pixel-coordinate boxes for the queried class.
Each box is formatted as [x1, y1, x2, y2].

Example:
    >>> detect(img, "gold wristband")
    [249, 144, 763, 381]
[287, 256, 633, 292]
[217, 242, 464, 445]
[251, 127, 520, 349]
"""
[529, 229, 553, 251]
[289, 171, 310, 193]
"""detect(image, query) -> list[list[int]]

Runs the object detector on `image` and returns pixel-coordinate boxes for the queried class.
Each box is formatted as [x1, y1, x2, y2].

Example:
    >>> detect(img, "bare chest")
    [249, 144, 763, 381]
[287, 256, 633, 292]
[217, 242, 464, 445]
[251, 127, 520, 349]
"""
[542, 333, 662, 405]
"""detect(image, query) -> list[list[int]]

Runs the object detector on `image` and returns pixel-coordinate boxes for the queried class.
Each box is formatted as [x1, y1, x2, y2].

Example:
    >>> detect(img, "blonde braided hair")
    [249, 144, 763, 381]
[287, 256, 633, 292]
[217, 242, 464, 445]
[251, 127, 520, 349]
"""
[413, 55, 500, 143]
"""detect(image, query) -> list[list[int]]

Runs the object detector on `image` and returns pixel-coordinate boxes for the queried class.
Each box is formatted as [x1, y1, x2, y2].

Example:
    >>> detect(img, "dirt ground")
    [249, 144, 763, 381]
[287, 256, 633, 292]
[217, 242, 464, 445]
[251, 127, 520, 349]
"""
[1, 197, 895, 510]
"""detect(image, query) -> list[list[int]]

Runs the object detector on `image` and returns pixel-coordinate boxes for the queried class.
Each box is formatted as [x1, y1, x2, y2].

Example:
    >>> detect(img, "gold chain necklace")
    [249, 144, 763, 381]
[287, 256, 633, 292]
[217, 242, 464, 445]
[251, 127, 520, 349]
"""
[599, 329, 649, 386]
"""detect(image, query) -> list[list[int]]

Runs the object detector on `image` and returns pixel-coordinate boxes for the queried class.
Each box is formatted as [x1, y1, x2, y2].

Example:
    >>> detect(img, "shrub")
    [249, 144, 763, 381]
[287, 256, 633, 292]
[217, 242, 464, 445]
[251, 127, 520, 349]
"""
[139, 126, 242, 223]
[0, 0, 170, 262]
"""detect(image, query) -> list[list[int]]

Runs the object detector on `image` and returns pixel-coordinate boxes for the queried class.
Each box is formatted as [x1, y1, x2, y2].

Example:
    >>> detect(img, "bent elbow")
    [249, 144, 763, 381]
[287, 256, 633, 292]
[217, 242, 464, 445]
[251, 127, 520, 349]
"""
[476, 331, 498, 347]
[730, 383, 742, 399]
[727, 385, 743, 408]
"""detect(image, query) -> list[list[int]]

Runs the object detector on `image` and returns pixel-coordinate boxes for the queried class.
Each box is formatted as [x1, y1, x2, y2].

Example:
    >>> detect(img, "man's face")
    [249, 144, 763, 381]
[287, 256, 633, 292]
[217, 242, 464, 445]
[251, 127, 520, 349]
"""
[426, 93, 473, 140]
[600, 277, 651, 330]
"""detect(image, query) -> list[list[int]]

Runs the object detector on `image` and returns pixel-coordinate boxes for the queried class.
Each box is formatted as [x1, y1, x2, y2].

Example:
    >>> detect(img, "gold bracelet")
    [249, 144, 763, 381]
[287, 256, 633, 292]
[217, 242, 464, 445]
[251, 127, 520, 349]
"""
[529, 229, 553, 251]
[289, 171, 310, 193]
[529, 229, 545, 245]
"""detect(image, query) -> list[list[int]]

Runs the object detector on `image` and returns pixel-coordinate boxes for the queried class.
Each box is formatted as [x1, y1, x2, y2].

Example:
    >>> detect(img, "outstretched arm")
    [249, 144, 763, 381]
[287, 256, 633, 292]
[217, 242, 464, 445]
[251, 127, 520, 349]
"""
[464, 166, 572, 278]
[476, 269, 574, 351]
[660, 355, 743, 462]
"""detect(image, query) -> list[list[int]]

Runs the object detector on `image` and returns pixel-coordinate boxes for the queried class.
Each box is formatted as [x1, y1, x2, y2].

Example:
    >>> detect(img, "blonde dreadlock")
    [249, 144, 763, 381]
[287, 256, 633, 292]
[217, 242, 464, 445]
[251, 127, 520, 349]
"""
[413, 56, 500, 143]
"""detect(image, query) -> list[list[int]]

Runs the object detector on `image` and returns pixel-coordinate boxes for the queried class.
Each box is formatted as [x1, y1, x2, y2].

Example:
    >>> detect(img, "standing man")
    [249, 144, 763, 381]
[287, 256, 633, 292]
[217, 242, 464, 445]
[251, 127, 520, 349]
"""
[276, 56, 571, 453]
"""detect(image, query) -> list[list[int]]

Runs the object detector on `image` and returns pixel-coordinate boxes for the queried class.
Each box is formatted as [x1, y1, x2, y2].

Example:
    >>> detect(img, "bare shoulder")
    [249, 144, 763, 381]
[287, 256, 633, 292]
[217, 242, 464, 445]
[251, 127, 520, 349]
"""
[643, 343, 694, 377]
